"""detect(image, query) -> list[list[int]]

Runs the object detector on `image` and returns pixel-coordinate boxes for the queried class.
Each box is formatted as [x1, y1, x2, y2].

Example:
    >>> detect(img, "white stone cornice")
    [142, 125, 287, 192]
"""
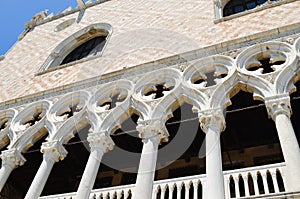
[265, 94, 291, 120]
[198, 108, 226, 133]
[41, 141, 68, 162]
[87, 131, 114, 153]
[0, 148, 26, 169]
[136, 119, 169, 144]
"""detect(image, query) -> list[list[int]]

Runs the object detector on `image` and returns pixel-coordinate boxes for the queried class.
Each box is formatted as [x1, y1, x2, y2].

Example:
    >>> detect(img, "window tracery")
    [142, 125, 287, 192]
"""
[37, 23, 112, 74]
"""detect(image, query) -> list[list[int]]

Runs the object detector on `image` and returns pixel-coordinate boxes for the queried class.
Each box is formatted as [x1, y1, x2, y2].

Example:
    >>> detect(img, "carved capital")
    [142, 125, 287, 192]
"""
[198, 108, 226, 133]
[265, 94, 291, 120]
[41, 141, 68, 162]
[0, 149, 26, 169]
[87, 131, 114, 153]
[137, 119, 169, 144]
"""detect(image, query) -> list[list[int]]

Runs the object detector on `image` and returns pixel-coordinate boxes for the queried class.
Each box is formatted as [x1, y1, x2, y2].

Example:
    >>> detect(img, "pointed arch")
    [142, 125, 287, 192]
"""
[151, 85, 206, 121]
[38, 23, 112, 73]
[48, 109, 92, 143]
[0, 109, 17, 149]
[209, 72, 274, 109]
[99, 106, 143, 135]
[9, 100, 52, 152]
[272, 41, 298, 94]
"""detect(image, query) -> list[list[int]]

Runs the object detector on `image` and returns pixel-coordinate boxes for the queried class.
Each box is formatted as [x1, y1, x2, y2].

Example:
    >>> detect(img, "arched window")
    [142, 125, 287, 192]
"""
[61, 35, 107, 65]
[223, 0, 270, 17]
[38, 23, 112, 74]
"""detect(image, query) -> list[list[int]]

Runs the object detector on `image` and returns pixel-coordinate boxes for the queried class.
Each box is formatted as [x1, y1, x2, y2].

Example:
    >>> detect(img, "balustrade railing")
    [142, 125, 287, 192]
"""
[39, 163, 286, 199]
[223, 163, 286, 198]
[152, 173, 206, 199]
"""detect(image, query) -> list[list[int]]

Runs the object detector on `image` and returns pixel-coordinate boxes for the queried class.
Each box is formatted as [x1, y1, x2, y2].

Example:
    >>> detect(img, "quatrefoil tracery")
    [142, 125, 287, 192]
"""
[89, 80, 132, 114]
[134, 69, 180, 102]
[57, 103, 83, 120]
[22, 109, 45, 127]
[98, 90, 128, 111]
[245, 52, 286, 74]
[143, 83, 174, 99]
[237, 41, 295, 76]
[10, 101, 50, 132]
[48, 91, 89, 123]
[184, 55, 235, 89]
[192, 67, 228, 87]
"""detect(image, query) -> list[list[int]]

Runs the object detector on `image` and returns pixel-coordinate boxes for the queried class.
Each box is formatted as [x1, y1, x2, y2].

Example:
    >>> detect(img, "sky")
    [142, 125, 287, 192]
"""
[0, 0, 79, 55]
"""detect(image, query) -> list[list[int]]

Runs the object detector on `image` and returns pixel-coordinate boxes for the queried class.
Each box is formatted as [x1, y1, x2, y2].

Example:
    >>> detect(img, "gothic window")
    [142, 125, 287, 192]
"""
[223, 0, 276, 17]
[60, 35, 107, 65]
[37, 23, 112, 74]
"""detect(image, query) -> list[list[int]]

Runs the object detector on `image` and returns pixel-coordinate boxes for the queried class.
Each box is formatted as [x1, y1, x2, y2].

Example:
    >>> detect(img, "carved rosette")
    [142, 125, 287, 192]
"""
[137, 119, 169, 144]
[0, 149, 26, 169]
[265, 94, 291, 120]
[87, 131, 114, 153]
[41, 141, 68, 162]
[198, 108, 226, 133]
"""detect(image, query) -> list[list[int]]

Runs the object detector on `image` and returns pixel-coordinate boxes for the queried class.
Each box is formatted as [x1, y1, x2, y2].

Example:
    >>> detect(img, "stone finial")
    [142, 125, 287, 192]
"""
[198, 108, 226, 133]
[0, 149, 26, 169]
[41, 141, 68, 162]
[87, 131, 114, 153]
[137, 119, 169, 144]
[32, 11, 48, 23]
[265, 94, 291, 120]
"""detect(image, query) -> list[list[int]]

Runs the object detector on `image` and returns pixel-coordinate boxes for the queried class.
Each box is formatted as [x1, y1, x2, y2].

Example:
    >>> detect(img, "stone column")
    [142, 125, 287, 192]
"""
[133, 120, 169, 199]
[24, 141, 67, 199]
[265, 94, 300, 192]
[75, 132, 114, 199]
[199, 108, 225, 199]
[0, 149, 26, 192]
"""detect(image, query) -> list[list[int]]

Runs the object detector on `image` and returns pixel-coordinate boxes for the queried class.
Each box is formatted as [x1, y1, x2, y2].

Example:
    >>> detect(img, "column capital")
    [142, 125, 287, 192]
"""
[265, 94, 291, 120]
[198, 108, 226, 133]
[41, 141, 68, 162]
[136, 119, 169, 144]
[87, 131, 114, 153]
[0, 148, 26, 169]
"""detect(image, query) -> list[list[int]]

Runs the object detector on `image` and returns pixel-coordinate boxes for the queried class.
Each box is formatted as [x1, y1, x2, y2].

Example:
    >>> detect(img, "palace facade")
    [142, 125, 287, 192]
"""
[0, 0, 300, 198]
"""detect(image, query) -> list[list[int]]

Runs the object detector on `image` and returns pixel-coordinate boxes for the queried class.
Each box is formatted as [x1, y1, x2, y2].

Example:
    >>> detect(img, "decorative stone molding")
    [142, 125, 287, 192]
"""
[295, 37, 300, 58]
[0, 109, 16, 132]
[37, 23, 112, 74]
[0, 149, 26, 169]
[0, 37, 299, 151]
[136, 119, 169, 144]
[133, 68, 182, 106]
[183, 55, 236, 94]
[87, 131, 114, 153]
[41, 141, 68, 162]
[10, 101, 50, 133]
[88, 80, 132, 115]
[198, 108, 226, 133]
[237, 41, 297, 83]
[265, 94, 291, 120]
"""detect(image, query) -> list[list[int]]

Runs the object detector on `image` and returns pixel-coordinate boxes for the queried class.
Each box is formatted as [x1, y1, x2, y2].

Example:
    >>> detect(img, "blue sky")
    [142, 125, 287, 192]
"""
[0, 0, 78, 55]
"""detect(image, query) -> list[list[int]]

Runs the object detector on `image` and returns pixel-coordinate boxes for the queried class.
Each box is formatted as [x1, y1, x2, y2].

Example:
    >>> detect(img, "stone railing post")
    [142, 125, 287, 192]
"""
[24, 141, 67, 199]
[199, 108, 226, 199]
[133, 120, 169, 199]
[0, 148, 26, 192]
[75, 131, 114, 199]
[265, 94, 300, 192]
